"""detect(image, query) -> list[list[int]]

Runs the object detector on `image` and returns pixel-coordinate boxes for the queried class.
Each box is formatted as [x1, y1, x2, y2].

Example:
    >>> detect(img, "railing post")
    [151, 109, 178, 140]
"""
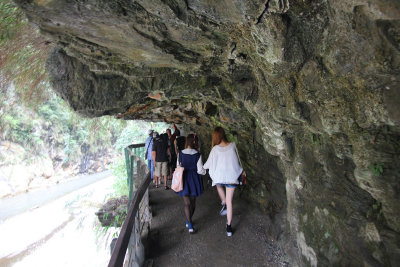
[124, 148, 131, 186]
[129, 155, 134, 200]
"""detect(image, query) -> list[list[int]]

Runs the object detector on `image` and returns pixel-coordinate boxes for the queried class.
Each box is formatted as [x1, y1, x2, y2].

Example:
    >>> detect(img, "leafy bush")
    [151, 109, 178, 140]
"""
[370, 163, 384, 177]
[114, 121, 167, 152]
[110, 157, 129, 197]
[0, 0, 26, 41]
[0, 0, 50, 107]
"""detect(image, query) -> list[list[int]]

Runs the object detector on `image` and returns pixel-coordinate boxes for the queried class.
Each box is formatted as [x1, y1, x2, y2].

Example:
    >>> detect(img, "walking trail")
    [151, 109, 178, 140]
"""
[145, 180, 290, 267]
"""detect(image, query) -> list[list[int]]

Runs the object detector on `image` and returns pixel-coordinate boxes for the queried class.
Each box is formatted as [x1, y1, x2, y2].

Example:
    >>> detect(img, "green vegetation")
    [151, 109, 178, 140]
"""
[370, 163, 384, 177]
[333, 244, 339, 254]
[366, 201, 384, 221]
[310, 133, 318, 145]
[310, 133, 327, 145]
[0, 84, 127, 164]
[95, 218, 121, 240]
[0, 1, 25, 40]
[227, 132, 238, 144]
[114, 121, 167, 152]
[111, 121, 166, 196]
[110, 158, 129, 197]
[0, 0, 50, 107]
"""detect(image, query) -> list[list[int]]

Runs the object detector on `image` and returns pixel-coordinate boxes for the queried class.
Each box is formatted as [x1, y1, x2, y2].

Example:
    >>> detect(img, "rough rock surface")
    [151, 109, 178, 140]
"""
[15, 0, 400, 266]
[95, 195, 129, 227]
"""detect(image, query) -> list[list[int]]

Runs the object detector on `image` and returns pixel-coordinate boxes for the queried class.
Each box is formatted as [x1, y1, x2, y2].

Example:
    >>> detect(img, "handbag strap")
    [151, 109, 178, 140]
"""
[145, 137, 153, 151]
[177, 151, 182, 167]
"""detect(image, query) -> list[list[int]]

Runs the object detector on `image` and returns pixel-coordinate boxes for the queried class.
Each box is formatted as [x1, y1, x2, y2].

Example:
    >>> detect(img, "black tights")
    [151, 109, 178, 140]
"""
[183, 196, 196, 223]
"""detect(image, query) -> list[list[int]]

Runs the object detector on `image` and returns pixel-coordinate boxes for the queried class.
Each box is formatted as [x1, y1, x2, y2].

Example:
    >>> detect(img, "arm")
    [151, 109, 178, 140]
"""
[152, 143, 157, 166]
[197, 155, 206, 175]
[203, 148, 214, 170]
[152, 151, 156, 166]
[174, 139, 178, 155]
[171, 124, 178, 140]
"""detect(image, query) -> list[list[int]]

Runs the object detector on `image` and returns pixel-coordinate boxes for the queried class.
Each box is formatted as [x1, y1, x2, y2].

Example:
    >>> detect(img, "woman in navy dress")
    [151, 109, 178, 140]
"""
[177, 134, 206, 233]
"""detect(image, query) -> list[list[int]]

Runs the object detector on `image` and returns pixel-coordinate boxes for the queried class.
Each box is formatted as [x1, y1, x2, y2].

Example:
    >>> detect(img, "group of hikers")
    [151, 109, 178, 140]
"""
[144, 125, 246, 237]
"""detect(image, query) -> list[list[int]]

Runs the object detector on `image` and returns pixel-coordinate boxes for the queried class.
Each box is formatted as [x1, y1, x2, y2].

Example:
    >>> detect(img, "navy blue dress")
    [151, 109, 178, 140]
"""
[177, 152, 204, 197]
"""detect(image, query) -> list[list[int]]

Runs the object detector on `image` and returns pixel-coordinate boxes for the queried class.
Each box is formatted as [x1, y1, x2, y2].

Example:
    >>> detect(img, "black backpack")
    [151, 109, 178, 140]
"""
[176, 136, 186, 152]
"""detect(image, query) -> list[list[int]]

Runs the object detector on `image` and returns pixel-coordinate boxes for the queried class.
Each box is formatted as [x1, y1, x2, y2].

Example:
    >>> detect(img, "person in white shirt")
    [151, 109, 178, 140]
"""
[203, 127, 245, 237]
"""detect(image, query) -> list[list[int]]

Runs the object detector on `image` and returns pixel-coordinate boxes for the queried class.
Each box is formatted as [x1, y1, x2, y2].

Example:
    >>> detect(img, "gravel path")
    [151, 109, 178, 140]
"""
[145, 181, 290, 267]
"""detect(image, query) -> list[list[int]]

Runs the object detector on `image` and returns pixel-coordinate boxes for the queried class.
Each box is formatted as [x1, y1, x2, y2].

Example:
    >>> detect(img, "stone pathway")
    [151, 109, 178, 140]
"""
[145, 180, 290, 267]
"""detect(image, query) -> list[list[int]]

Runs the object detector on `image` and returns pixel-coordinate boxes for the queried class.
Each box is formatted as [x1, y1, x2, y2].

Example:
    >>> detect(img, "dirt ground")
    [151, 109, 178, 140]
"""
[145, 180, 291, 267]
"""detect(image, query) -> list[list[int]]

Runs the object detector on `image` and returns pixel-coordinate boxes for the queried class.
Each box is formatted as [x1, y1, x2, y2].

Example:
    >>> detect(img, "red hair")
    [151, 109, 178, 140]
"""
[211, 127, 228, 148]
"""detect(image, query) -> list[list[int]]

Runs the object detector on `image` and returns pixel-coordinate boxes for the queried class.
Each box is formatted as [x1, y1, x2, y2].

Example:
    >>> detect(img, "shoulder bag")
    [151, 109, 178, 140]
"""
[171, 152, 184, 192]
[234, 143, 247, 186]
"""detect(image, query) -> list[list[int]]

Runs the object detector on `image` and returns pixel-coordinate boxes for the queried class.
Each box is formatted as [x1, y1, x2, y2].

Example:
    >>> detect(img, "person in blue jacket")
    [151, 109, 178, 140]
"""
[145, 129, 154, 179]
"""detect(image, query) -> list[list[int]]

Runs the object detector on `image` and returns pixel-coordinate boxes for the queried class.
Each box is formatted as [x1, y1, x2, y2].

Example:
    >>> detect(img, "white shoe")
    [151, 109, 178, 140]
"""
[226, 224, 233, 237]
[188, 222, 194, 233]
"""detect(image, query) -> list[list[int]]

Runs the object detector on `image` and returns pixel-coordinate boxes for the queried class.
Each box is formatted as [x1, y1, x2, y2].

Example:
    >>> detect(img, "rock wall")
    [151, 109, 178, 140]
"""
[15, 0, 400, 265]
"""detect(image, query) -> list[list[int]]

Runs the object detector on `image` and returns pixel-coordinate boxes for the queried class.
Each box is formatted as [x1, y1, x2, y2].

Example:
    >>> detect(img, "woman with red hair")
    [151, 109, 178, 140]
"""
[203, 127, 245, 237]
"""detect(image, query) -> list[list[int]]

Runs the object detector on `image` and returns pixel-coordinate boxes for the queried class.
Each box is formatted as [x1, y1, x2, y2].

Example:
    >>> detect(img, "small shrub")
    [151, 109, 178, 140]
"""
[110, 158, 129, 197]
[370, 163, 384, 177]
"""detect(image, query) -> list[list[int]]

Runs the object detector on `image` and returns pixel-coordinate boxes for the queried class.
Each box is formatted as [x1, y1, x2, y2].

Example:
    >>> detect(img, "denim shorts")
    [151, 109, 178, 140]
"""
[217, 183, 238, 188]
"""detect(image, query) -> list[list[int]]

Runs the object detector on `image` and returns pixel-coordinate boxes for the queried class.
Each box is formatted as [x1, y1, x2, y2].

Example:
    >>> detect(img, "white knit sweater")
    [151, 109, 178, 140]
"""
[203, 143, 243, 186]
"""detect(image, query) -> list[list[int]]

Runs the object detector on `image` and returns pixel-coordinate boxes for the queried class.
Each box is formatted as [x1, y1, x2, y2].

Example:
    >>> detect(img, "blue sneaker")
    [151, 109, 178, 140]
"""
[185, 220, 189, 228]
[188, 222, 194, 233]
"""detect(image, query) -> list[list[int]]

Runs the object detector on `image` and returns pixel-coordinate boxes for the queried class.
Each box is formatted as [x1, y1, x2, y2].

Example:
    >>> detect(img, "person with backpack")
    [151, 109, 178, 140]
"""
[176, 134, 206, 233]
[152, 133, 171, 189]
[203, 127, 245, 237]
[145, 129, 154, 180]
[166, 124, 178, 180]
[174, 130, 186, 158]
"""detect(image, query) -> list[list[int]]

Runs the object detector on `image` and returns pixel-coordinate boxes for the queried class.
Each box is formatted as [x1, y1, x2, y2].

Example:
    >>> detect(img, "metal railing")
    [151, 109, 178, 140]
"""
[108, 143, 151, 267]
[124, 144, 146, 200]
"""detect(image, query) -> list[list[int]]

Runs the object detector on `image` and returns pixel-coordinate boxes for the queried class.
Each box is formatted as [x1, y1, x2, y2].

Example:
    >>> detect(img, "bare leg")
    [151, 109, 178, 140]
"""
[164, 175, 168, 188]
[225, 187, 235, 225]
[154, 163, 159, 186]
[216, 185, 226, 205]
